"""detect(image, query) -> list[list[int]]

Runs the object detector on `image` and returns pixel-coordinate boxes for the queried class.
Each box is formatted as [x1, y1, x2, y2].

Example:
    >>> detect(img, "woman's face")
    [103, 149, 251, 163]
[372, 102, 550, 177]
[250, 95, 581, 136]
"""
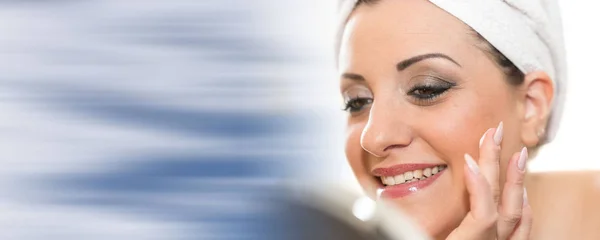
[339, 0, 526, 238]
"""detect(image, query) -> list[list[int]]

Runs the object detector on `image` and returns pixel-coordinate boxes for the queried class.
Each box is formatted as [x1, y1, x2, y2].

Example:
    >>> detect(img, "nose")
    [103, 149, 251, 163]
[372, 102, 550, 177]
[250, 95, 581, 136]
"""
[360, 101, 413, 158]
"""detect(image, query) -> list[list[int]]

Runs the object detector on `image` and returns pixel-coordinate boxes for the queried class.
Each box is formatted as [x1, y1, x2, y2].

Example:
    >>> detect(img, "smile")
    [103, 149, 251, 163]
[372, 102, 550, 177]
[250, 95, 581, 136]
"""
[373, 164, 447, 198]
[380, 165, 447, 186]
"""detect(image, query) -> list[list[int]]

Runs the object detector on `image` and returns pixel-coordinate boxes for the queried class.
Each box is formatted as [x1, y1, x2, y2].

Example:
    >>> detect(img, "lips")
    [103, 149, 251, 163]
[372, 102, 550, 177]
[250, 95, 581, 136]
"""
[373, 164, 447, 198]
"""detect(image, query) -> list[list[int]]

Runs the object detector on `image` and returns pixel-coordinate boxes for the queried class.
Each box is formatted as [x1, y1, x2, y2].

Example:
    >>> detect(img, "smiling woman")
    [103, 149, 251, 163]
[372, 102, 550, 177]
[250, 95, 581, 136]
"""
[335, 0, 600, 239]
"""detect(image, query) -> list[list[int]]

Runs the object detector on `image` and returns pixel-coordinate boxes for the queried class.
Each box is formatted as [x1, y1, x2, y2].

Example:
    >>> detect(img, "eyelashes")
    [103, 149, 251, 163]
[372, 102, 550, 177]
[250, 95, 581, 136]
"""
[406, 80, 456, 105]
[341, 76, 457, 114]
[343, 97, 373, 113]
[342, 80, 456, 114]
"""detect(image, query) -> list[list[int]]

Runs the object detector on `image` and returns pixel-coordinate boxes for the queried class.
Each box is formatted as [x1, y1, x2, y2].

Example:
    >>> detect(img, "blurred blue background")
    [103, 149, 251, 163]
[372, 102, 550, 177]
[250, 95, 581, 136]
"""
[0, 0, 340, 239]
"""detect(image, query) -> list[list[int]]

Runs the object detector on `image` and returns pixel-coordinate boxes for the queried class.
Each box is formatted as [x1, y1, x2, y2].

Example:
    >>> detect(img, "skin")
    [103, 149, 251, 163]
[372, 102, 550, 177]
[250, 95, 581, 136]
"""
[338, 0, 553, 239]
[526, 172, 600, 240]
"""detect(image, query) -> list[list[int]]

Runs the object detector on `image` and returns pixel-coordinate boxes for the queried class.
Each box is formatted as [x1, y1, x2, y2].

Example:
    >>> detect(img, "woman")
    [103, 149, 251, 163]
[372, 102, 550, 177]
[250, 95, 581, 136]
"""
[336, 0, 600, 239]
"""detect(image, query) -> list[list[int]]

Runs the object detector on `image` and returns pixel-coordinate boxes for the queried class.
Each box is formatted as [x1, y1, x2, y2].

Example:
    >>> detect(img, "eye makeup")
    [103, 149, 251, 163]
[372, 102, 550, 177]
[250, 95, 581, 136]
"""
[405, 74, 457, 106]
[342, 85, 373, 114]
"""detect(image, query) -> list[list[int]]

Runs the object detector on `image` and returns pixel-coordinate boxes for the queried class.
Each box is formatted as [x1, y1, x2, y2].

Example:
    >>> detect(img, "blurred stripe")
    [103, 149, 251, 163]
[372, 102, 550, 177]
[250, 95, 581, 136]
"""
[0, 0, 332, 239]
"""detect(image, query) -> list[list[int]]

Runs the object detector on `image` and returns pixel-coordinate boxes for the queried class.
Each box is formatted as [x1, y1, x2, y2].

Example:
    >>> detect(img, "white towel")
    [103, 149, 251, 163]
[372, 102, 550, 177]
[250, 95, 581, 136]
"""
[335, 0, 567, 143]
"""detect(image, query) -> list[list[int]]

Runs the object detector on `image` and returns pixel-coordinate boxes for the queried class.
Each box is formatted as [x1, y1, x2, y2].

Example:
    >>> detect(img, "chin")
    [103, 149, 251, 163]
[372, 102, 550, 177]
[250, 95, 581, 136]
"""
[371, 169, 469, 239]
[391, 199, 467, 239]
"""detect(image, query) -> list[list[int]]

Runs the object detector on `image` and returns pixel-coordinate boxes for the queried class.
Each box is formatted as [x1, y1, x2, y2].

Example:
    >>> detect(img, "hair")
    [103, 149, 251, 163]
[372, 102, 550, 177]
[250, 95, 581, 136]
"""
[355, 0, 525, 86]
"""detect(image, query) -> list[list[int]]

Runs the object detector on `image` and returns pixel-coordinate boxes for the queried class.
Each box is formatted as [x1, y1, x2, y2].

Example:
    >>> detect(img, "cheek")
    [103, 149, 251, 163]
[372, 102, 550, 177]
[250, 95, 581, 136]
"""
[345, 121, 376, 197]
[421, 107, 483, 166]
[423, 87, 510, 166]
[344, 123, 362, 171]
[406, 99, 499, 237]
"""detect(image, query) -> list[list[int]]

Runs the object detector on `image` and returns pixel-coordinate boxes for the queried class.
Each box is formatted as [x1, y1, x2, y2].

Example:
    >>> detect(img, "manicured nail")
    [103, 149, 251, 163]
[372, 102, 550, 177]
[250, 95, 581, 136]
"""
[523, 188, 529, 206]
[493, 121, 503, 146]
[518, 147, 528, 171]
[479, 128, 492, 147]
[464, 153, 479, 175]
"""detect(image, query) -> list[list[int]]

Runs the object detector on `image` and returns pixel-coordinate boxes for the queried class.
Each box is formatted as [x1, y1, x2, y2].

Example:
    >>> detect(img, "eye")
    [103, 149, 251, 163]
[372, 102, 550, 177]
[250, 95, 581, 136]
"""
[341, 85, 373, 114]
[406, 76, 456, 104]
[408, 85, 451, 100]
[343, 97, 373, 113]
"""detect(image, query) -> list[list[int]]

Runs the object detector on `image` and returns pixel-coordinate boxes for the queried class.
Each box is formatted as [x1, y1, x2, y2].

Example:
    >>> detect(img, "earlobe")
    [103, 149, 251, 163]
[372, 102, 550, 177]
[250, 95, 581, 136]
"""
[537, 128, 546, 140]
[520, 71, 555, 147]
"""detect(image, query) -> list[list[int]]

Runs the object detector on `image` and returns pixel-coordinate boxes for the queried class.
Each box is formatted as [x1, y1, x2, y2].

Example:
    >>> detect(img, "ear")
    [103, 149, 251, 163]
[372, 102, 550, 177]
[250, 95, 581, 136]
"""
[520, 71, 555, 147]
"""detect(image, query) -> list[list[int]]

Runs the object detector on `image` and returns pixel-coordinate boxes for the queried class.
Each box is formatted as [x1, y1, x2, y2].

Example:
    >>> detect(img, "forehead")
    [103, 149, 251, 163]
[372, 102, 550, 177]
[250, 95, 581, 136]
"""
[338, 0, 476, 72]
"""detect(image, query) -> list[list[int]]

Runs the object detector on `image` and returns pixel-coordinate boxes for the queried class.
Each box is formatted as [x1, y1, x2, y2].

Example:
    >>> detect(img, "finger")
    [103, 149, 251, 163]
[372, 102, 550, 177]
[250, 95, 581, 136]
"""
[446, 154, 497, 240]
[478, 122, 503, 205]
[509, 189, 533, 240]
[497, 148, 528, 240]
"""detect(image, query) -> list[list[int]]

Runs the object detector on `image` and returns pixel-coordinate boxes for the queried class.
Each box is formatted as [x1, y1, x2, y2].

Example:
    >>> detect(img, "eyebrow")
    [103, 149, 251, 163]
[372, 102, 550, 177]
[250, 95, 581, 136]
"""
[341, 73, 366, 81]
[397, 53, 461, 71]
[341, 53, 461, 81]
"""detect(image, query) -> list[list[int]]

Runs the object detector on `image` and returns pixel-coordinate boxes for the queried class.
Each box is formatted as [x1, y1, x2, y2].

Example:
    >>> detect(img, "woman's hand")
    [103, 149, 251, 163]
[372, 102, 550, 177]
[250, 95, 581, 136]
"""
[446, 122, 532, 240]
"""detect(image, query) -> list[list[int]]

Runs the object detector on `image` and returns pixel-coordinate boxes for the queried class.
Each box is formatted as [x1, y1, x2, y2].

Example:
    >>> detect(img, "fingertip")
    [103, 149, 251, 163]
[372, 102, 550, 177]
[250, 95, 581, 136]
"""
[518, 147, 528, 171]
[505, 151, 526, 188]
[479, 128, 493, 147]
[493, 121, 504, 146]
[464, 153, 479, 175]
[507, 151, 523, 174]
[520, 198, 534, 229]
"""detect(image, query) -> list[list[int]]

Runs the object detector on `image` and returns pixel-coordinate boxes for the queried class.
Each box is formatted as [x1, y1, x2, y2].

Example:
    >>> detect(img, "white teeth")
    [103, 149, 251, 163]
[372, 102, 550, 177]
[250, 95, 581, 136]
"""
[424, 168, 432, 177]
[380, 165, 446, 186]
[394, 174, 405, 184]
[380, 177, 387, 185]
[388, 176, 396, 185]
[414, 169, 423, 179]
[404, 171, 414, 180]
[382, 176, 394, 185]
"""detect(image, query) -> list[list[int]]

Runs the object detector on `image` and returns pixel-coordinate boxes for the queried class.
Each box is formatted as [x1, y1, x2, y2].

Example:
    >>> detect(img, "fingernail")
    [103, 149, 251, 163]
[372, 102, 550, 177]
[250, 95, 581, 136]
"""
[523, 188, 529, 206]
[479, 128, 492, 147]
[518, 147, 528, 171]
[464, 153, 479, 175]
[493, 121, 504, 146]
